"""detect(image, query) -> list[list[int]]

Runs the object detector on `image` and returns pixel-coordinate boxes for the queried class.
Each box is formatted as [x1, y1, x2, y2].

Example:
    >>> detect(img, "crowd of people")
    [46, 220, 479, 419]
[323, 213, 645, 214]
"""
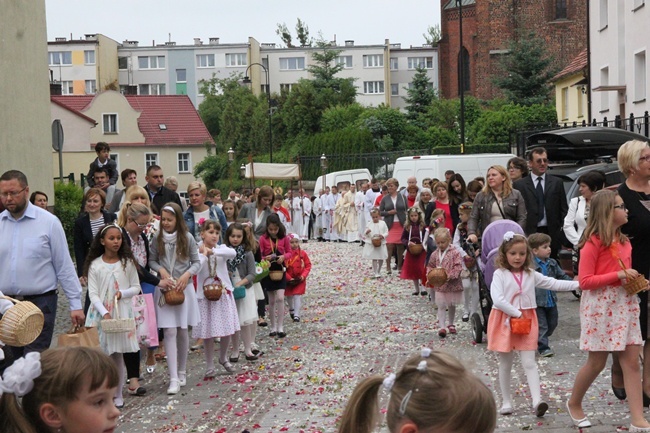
[3, 139, 650, 432]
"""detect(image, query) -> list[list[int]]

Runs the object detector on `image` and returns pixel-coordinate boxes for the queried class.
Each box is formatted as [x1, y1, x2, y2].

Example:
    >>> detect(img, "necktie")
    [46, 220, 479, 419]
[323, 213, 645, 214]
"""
[536, 177, 545, 223]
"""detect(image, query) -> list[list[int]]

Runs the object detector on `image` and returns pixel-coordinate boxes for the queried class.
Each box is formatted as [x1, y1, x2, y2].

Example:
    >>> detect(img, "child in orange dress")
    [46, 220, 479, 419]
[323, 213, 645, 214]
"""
[400, 207, 427, 296]
[426, 228, 463, 338]
[285, 233, 312, 323]
[567, 190, 650, 431]
[488, 232, 578, 417]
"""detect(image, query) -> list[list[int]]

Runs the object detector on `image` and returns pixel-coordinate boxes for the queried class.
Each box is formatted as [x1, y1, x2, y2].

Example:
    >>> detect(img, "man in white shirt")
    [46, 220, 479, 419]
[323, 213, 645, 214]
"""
[290, 190, 303, 236]
[400, 176, 420, 198]
[299, 188, 311, 242]
[328, 186, 341, 242]
[355, 182, 368, 245]
[321, 187, 331, 241]
[313, 189, 323, 241]
[0, 170, 84, 361]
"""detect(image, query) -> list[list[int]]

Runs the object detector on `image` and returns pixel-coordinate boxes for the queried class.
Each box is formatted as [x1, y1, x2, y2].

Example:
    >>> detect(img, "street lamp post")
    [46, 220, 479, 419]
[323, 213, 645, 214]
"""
[242, 61, 273, 163]
[457, 0, 466, 153]
[320, 154, 327, 195]
[227, 147, 235, 191]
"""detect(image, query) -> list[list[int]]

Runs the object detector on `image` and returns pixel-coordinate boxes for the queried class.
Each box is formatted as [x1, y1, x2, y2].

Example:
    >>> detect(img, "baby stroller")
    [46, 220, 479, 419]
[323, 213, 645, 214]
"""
[471, 220, 526, 344]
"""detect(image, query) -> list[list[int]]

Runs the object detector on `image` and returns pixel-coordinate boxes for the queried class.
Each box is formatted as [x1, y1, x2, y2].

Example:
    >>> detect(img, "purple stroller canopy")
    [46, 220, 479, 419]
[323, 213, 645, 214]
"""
[480, 220, 526, 289]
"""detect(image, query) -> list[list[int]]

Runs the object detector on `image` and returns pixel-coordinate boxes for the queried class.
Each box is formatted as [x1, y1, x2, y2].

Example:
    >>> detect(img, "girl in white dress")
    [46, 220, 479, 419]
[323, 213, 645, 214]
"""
[84, 223, 141, 408]
[362, 208, 389, 278]
[193, 219, 240, 377]
[148, 203, 201, 395]
[225, 222, 261, 361]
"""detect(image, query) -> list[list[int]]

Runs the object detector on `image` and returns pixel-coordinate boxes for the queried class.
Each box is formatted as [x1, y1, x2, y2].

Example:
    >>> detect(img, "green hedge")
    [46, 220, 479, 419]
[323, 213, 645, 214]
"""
[54, 182, 83, 254]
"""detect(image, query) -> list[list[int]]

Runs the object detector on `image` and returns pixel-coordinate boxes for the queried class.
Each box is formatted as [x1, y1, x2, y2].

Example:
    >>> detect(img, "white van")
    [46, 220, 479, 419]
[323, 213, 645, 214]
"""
[393, 153, 517, 188]
[314, 168, 372, 193]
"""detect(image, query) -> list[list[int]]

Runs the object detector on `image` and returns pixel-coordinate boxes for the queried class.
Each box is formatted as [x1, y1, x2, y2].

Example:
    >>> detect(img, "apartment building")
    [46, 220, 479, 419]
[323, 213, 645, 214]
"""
[48, 34, 119, 95]
[590, 0, 649, 122]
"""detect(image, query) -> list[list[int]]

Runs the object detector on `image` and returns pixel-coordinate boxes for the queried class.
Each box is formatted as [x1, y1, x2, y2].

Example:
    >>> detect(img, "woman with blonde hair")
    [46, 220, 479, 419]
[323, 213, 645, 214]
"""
[184, 181, 228, 243]
[467, 165, 526, 244]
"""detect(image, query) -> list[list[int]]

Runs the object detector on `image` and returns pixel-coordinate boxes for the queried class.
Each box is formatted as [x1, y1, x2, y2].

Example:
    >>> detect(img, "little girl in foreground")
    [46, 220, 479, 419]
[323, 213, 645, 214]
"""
[0, 347, 120, 433]
[488, 232, 578, 417]
[193, 220, 240, 376]
[338, 347, 496, 433]
[285, 233, 312, 323]
[567, 190, 650, 431]
[400, 207, 427, 296]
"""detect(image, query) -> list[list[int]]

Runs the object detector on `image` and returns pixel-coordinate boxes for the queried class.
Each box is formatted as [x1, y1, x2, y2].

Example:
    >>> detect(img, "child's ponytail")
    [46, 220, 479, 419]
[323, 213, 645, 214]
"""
[337, 375, 384, 433]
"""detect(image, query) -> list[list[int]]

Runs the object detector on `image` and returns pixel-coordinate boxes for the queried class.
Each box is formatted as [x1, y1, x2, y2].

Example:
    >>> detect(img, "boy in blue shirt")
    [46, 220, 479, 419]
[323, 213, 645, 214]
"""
[529, 233, 573, 357]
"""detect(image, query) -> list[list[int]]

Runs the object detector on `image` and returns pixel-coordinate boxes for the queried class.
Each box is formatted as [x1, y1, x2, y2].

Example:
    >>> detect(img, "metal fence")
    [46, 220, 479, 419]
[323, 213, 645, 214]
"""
[511, 111, 650, 157]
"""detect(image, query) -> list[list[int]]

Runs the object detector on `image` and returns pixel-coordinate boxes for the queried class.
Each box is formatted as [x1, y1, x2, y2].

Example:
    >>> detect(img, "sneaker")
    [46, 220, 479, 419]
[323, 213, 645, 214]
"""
[178, 371, 186, 387]
[438, 328, 447, 338]
[462, 313, 470, 322]
[539, 349, 555, 357]
[167, 379, 180, 395]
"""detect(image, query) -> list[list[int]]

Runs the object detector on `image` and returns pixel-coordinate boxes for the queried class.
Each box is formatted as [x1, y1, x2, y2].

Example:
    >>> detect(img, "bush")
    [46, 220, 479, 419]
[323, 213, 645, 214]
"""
[54, 182, 83, 254]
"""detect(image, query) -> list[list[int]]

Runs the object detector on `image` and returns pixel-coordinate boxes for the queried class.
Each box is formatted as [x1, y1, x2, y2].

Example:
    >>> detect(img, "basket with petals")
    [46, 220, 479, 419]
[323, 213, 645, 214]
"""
[427, 268, 448, 287]
[371, 235, 383, 247]
[203, 276, 224, 301]
[0, 296, 44, 347]
[408, 239, 424, 256]
[102, 296, 136, 334]
[619, 259, 649, 295]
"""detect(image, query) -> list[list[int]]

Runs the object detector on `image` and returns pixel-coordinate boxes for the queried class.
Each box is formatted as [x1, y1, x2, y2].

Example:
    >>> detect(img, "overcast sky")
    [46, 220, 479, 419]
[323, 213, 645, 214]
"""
[45, 0, 441, 48]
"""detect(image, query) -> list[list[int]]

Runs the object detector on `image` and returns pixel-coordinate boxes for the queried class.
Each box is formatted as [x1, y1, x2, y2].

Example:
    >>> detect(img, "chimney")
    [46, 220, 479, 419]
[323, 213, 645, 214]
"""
[194, 38, 203, 46]
[55, 37, 66, 42]
[165, 41, 176, 46]
[345, 40, 354, 47]
[85, 34, 97, 41]
[209, 37, 220, 45]
[261, 43, 276, 49]
[123, 40, 139, 47]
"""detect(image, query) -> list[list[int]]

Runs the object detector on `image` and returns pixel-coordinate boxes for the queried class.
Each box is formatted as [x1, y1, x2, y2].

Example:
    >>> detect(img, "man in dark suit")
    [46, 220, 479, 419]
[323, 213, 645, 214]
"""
[143, 165, 182, 215]
[513, 147, 568, 259]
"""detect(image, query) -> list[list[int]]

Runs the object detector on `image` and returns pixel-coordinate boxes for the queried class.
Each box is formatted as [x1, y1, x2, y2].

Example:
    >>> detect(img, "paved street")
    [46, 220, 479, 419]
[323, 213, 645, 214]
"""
[52, 241, 638, 432]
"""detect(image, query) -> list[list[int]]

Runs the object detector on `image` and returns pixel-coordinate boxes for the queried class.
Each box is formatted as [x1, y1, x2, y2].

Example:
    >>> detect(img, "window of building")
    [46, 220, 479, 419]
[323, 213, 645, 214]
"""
[279, 57, 305, 70]
[458, 47, 470, 94]
[561, 87, 569, 120]
[391, 83, 399, 96]
[139, 83, 166, 95]
[84, 50, 96, 65]
[363, 81, 384, 94]
[118, 56, 128, 70]
[576, 87, 584, 118]
[390, 57, 399, 70]
[262, 57, 269, 69]
[599, 0, 608, 30]
[635, 50, 647, 101]
[335, 56, 353, 68]
[178, 153, 191, 173]
[48, 51, 72, 66]
[363, 55, 383, 68]
[600, 66, 609, 110]
[176, 69, 187, 82]
[555, 0, 567, 19]
[280, 83, 294, 93]
[103, 114, 118, 134]
[408, 57, 434, 69]
[225, 53, 247, 67]
[138, 55, 165, 69]
[60, 81, 73, 95]
[145, 153, 159, 169]
[196, 54, 215, 68]
[85, 80, 96, 94]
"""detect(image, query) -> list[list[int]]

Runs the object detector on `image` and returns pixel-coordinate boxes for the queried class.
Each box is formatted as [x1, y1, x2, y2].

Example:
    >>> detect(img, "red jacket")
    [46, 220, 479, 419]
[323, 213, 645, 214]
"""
[285, 249, 311, 296]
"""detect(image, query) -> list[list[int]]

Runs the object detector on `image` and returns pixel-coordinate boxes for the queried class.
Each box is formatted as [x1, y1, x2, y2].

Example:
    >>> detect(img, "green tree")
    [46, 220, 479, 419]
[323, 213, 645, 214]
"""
[321, 103, 366, 132]
[423, 24, 441, 46]
[493, 32, 558, 106]
[295, 18, 311, 47]
[403, 65, 436, 122]
[357, 105, 409, 150]
[276, 23, 293, 48]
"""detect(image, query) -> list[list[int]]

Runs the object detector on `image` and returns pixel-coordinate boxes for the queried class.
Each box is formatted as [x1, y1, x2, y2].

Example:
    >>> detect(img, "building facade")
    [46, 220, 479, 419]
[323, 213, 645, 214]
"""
[551, 49, 588, 124]
[439, 0, 587, 100]
[590, 0, 649, 123]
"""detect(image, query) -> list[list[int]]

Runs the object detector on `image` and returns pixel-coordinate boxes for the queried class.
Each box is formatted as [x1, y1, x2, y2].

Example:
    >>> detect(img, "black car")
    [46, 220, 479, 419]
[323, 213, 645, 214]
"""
[547, 161, 625, 203]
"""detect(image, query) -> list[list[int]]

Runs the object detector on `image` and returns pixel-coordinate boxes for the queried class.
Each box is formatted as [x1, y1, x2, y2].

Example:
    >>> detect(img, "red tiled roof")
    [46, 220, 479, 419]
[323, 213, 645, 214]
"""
[51, 97, 97, 125]
[51, 93, 214, 146]
[553, 49, 588, 81]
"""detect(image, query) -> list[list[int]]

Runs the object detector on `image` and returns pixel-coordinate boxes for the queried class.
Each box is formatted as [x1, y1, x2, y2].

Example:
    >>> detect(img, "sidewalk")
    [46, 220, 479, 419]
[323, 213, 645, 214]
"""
[52, 241, 638, 432]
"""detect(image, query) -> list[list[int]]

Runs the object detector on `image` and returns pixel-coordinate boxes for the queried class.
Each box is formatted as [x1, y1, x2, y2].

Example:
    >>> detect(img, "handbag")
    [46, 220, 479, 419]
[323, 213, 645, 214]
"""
[132, 292, 159, 348]
[57, 326, 100, 348]
[509, 279, 532, 335]
[233, 286, 246, 300]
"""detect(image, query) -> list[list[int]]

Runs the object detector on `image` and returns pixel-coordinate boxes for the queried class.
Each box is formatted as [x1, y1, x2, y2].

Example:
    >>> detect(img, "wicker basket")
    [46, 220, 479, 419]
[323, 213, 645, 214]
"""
[371, 236, 383, 247]
[269, 270, 285, 282]
[0, 296, 44, 347]
[618, 259, 649, 295]
[102, 296, 136, 334]
[163, 289, 185, 306]
[427, 268, 448, 287]
[408, 240, 424, 256]
[203, 277, 224, 301]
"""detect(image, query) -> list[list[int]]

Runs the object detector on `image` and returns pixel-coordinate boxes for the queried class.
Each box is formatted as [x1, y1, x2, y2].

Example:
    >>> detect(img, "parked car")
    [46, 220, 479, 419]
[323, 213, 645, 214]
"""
[547, 161, 624, 203]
